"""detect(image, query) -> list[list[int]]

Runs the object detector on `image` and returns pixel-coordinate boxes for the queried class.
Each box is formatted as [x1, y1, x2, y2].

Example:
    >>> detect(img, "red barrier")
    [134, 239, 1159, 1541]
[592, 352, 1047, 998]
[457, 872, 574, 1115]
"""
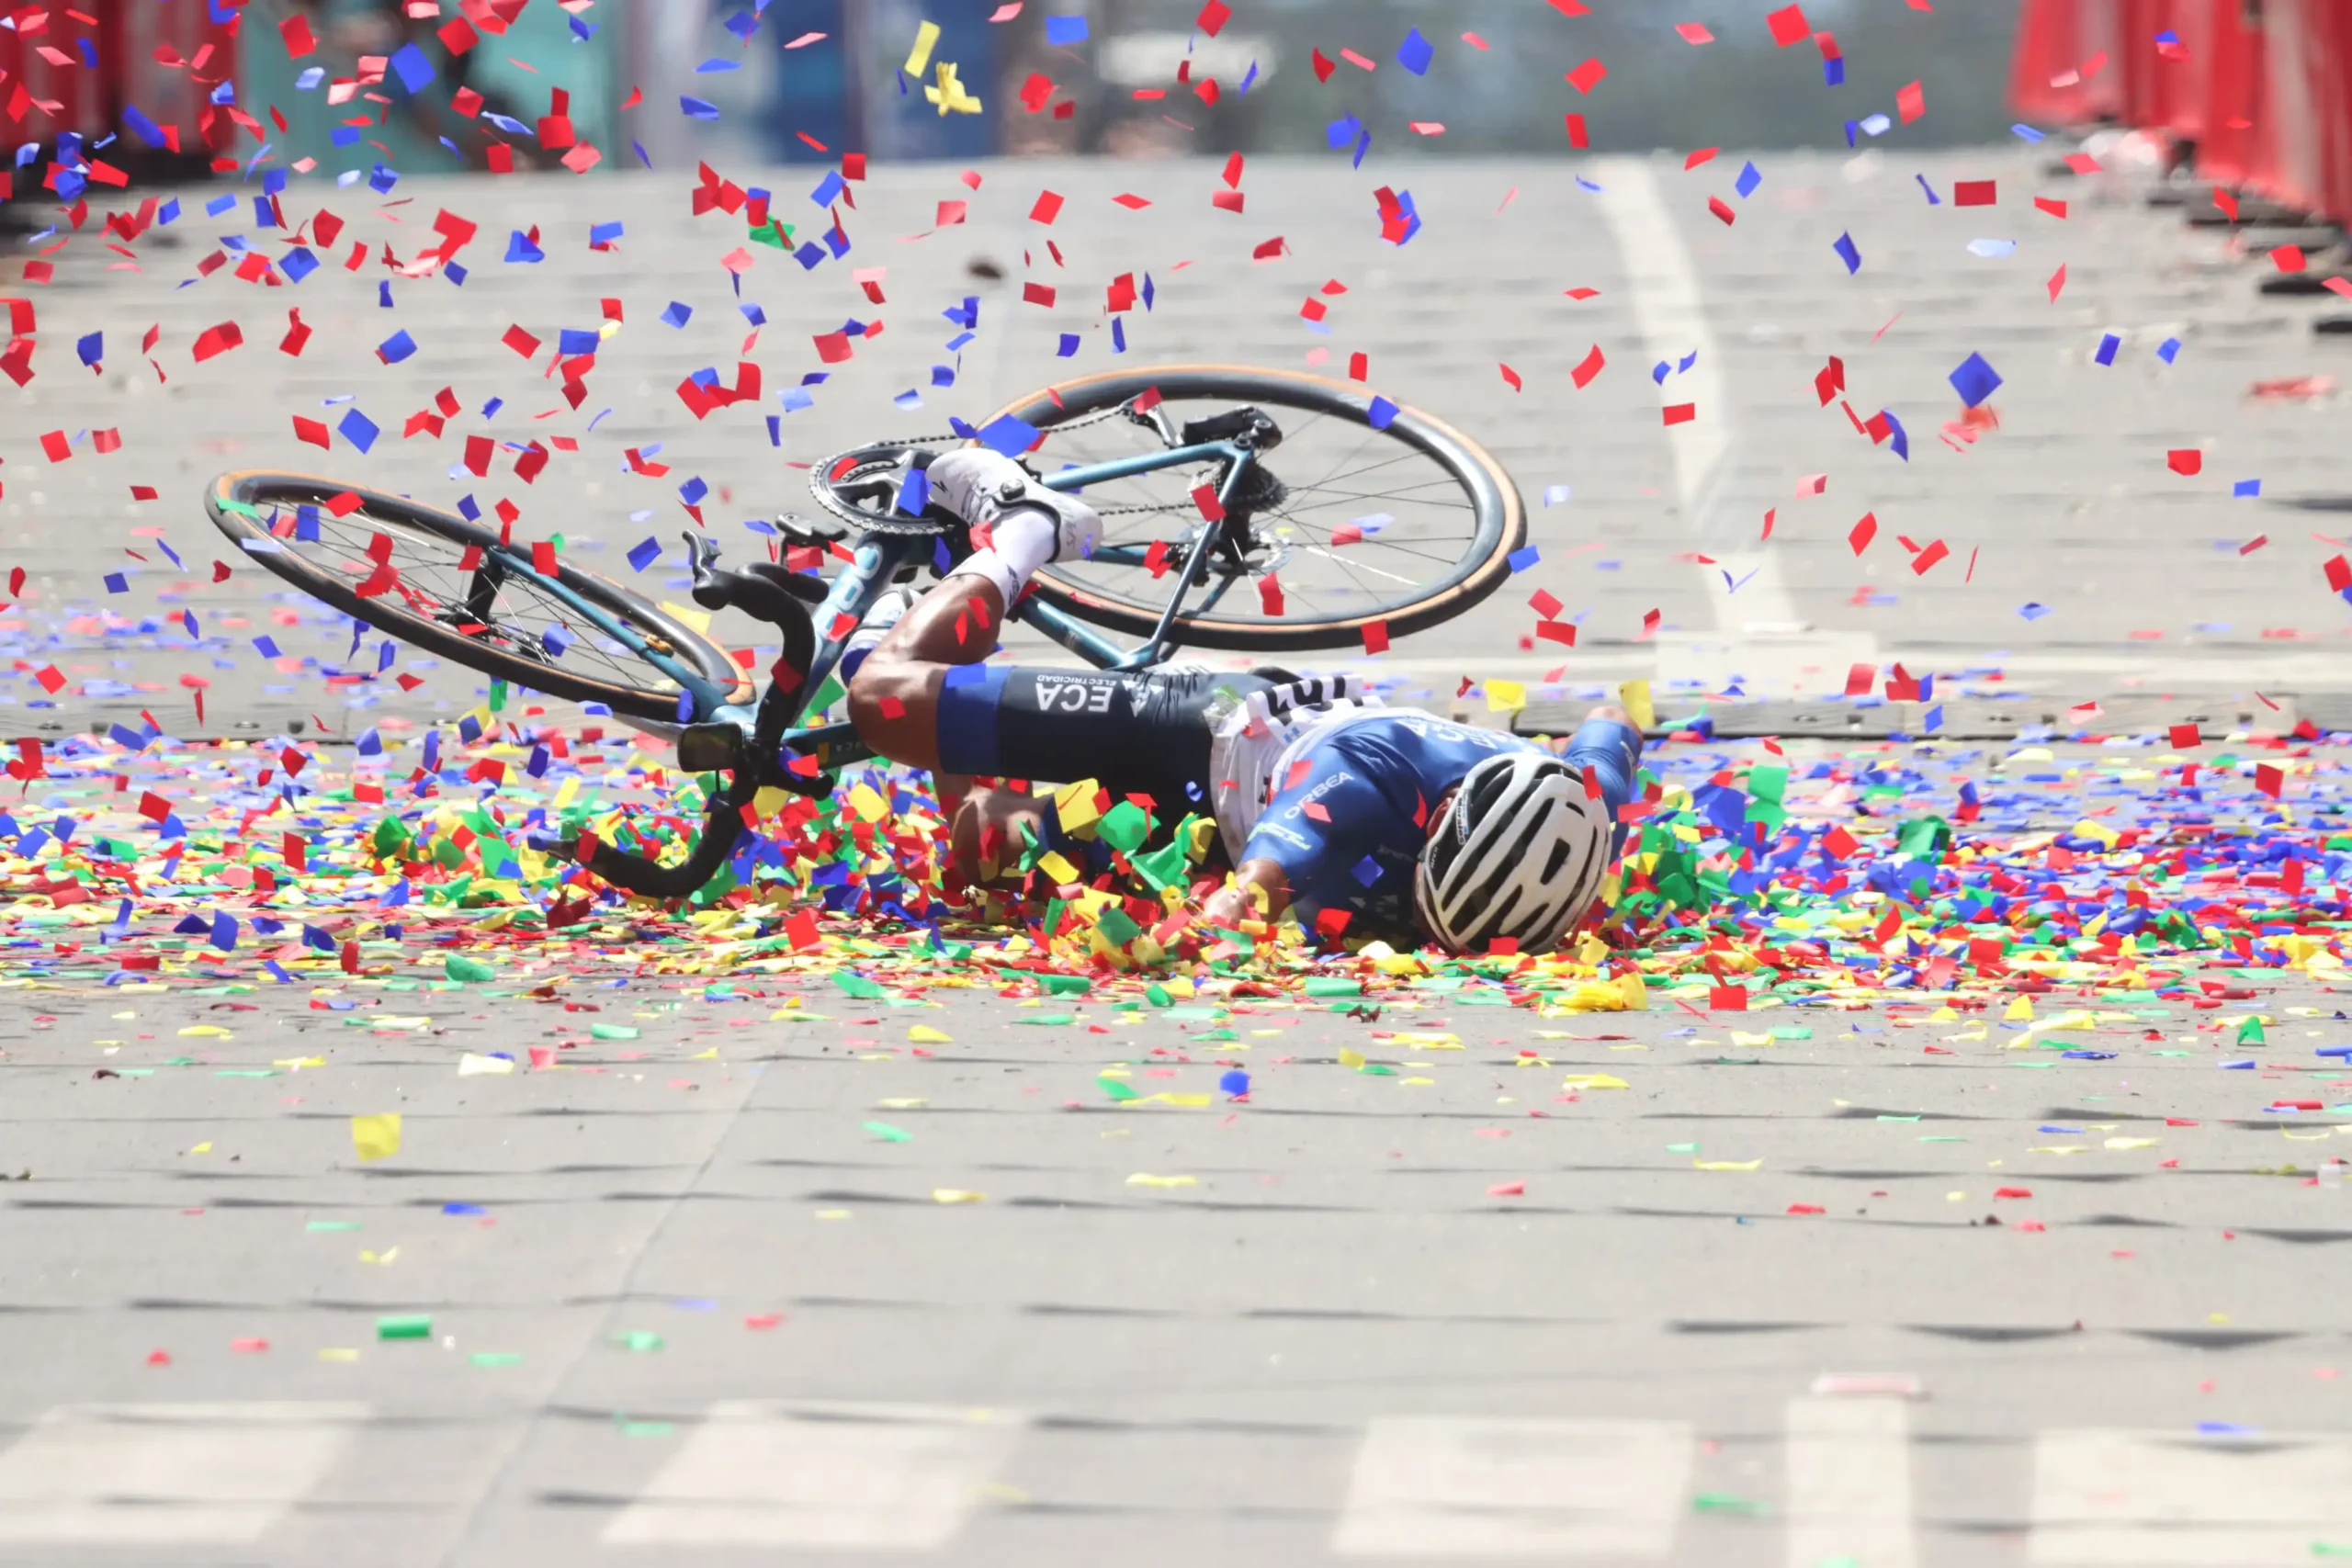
[2014, 0, 2352, 225]
[0, 2, 236, 168]
[2261, 0, 2352, 226]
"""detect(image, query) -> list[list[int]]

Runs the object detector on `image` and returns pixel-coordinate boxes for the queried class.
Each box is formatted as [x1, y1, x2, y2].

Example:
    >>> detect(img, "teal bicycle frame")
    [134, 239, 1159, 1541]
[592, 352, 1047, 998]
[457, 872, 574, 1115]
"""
[516, 436, 1262, 782]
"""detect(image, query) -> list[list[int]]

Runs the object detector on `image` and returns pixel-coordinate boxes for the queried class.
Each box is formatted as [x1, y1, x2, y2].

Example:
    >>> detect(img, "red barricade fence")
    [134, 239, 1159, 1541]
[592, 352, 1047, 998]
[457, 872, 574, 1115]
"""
[2014, 0, 2352, 228]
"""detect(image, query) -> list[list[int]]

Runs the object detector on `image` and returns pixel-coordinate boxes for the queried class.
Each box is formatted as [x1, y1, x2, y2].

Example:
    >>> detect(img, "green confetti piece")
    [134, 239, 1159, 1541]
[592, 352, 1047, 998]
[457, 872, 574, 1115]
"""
[1016, 1012, 1077, 1026]
[469, 1351, 524, 1368]
[1666, 1143, 1700, 1153]
[861, 1121, 911, 1143]
[1144, 984, 1173, 1009]
[1691, 1492, 1769, 1516]
[376, 1314, 432, 1340]
[831, 970, 886, 999]
[1304, 977, 1363, 998]
[1097, 1077, 1141, 1102]
[612, 1331, 665, 1353]
[590, 1023, 640, 1041]
[617, 1419, 675, 1438]
[1041, 975, 1093, 996]
[445, 954, 495, 983]
[306, 1221, 361, 1232]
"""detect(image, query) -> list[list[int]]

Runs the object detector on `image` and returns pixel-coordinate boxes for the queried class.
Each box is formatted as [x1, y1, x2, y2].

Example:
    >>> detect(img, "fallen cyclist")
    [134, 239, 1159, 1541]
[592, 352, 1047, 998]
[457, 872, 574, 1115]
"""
[842, 449, 1646, 955]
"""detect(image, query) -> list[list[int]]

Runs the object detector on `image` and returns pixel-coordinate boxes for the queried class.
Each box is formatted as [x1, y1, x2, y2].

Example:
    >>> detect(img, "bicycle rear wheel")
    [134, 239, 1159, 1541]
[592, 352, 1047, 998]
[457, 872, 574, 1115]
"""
[205, 470, 752, 724]
[976, 365, 1525, 652]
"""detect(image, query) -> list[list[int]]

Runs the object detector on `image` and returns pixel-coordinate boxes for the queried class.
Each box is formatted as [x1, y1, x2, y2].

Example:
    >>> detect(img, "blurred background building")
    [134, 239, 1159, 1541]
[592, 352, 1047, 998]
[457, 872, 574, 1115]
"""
[2, 0, 2025, 208]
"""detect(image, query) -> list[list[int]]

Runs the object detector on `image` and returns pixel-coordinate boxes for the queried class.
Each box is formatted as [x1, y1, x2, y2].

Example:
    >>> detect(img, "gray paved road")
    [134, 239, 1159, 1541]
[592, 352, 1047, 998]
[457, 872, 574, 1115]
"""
[6, 151, 2350, 746]
[9, 146, 2352, 1568]
[6, 886, 2352, 1567]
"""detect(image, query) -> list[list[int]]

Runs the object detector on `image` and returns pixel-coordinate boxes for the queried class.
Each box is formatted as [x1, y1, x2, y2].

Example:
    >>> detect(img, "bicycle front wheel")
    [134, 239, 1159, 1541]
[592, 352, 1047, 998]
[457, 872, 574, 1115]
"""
[977, 365, 1526, 652]
[205, 470, 752, 724]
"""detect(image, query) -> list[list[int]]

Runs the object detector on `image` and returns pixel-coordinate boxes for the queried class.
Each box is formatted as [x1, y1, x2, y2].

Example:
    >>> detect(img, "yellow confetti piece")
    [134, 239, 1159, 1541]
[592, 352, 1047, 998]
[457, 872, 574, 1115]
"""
[846, 782, 889, 824]
[176, 1024, 232, 1038]
[1694, 1157, 1763, 1171]
[1399, 1077, 1437, 1086]
[1731, 1030, 1775, 1047]
[317, 1348, 360, 1362]
[2030, 1145, 2090, 1156]
[351, 1113, 401, 1163]
[2004, 995, 2035, 1022]
[1339, 1047, 1367, 1070]
[187, 1142, 212, 1155]
[1486, 678, 1527, 714]
[876, 1098, 928, 1109]
[1619, 678, 1656, 731]
[1561, 1073, 1630, 1090]
[1125, 1173, 1198, 1188]
[2104, 1137, 2161, 1150]
[908, 1025, 954, 1043]
[274, 1056, 326, 1071]
[904, 18, 941, 75]
[1146, 1092, 1213, 1108]
[690, 1046, 719, 1060]
[458, 1054, 513, 1076]
[1036, 851, 1081, 886]
[816, 1209, 853, 1221]
[1389, 1032, 1463, 1048]
[932, 1188, 986, 1204]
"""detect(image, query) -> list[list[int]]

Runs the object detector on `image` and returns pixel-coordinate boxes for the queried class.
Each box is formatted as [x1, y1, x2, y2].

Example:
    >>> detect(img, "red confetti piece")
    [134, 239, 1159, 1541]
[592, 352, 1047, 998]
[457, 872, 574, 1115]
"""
[1565, 57, 1608, 93]
[2167, 449, 2203, 476]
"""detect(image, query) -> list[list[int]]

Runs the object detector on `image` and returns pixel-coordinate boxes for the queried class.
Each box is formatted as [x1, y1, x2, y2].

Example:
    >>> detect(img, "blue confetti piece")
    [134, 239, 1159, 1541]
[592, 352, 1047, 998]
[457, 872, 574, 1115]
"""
[388, 41, 435, 94]
[182, 607, 200, 640]
[680, 475, 709, 506]
[1921, 704, 1943, 731]
[1508, 546, 1540, 572]
[1056, 333, 1080, 358]
[627, 537, 662, 573]
[1353, 129, 1374, 171]
[1218, 1069, 1251, 1099]
[76, 330, 102, 366]
[503, 230, 543, 264]
[558, 328, 600, 357]
[2095, 333, 2120, 366]
[209, 911, 239, 953]
[1396, 27, 1434, 75]
[589, 220, 624, 248]
[1915, 173, 1941, 205]
[2233, 479, 2262, 497]
[281, 246, 318, 283]
[2018, 602, 2051, 621]
[662, 300, 692, 329]
[1833, 231, 1861, 274]
[1882, 410, 1909, 461]
[1948, 351, 2003, 408]
[794, 241, 827, 270]
[442, 1202, 485, 1216]
[1045, 15, 1089, 45]
[103, 571, 128, 593]
[810, 169, 845, 208]
[252, 636, 281, 657]
[2012, 122, 2046, 141]
[123, 103, 165, 149]
[378, 280, 394, 308]
[680, 96, 720, 120]
[978, 413, 1040, 457]
[695, 56, 741, 73]
[107, 722, 145, 749]
[898, 468, 932, 516]
[1366, 396, 1399, 430]
[1734, 161, 1762, 198]
[204, 192, 234, 217]
[2157, 336, 2182, 364]
[1543, 484, 1572, 506]
[1353, 855, 1382, 887]
[338, 408, 380, 453]
[1327, 114, 1361, 152]
[675, 688, 695, 723]
[1111, 317, 1127, 354]
[377, 329, 417, 364]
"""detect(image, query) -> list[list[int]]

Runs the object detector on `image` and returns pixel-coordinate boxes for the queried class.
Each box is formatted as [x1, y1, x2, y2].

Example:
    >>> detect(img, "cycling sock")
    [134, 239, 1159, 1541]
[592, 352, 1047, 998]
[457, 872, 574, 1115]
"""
[947, 503, 1061, 606]
[839, 586, 917, 682]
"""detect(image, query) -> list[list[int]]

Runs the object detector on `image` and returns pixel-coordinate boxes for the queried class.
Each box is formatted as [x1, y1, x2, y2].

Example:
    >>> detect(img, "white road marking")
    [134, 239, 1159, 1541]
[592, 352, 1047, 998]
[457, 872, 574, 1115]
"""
[2030, 1427, 2352, 1565]
[0, 1402, 368, 1545]
[1784, 1395, 1917, 1568]
[1331, 1416, 1690, 1559]
[1591, 156, 1815, 649]
[602, 1399, 1022, 1549]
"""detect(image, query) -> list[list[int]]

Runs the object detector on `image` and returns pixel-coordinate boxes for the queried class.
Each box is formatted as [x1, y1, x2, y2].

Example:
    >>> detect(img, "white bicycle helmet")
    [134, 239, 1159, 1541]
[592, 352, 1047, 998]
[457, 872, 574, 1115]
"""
[1414, 750, 1613, 953]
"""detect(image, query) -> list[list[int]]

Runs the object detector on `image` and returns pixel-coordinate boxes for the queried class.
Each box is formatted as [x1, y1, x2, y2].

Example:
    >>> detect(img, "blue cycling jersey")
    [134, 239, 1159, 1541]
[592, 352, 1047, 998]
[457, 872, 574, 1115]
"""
[1238, 715, 1643, 941]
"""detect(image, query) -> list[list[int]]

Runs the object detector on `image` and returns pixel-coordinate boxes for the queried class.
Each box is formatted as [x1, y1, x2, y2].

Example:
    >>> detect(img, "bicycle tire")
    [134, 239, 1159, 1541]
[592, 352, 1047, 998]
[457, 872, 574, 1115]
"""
[205, 470, 752, 724]
[975, 365, 1526, 653]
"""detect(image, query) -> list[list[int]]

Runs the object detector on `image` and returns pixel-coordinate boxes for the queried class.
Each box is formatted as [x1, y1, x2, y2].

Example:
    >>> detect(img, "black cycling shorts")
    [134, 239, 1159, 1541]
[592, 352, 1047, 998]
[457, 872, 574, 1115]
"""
[934, 665, 1279, 820]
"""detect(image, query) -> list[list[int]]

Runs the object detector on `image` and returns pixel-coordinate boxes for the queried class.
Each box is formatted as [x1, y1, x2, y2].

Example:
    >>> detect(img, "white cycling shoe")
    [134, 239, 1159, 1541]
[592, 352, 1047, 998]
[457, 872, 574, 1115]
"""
[926, 448, 1102, 562]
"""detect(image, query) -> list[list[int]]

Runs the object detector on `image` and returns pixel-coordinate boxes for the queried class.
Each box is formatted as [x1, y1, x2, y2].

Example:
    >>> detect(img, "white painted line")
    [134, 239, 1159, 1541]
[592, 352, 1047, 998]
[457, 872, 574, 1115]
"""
[602, 1399, 1022, 1549]
[0, 1402, 368, 1545]
[1784, 1395, 1917, 1568]
[1332, 1416, 1690, 1559]
[2030, 1427, 2352, 1566]
[1591, 156, 1813, 646]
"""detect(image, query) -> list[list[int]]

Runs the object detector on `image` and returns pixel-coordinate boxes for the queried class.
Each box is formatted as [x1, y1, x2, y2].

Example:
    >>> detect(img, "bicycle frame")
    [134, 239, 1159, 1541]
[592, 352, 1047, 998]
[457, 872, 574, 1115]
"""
[534, 436, 1262, 787]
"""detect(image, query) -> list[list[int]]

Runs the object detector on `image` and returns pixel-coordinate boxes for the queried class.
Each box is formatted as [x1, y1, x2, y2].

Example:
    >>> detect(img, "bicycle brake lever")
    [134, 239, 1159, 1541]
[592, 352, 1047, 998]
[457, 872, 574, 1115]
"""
[686, 532, 729, 609]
